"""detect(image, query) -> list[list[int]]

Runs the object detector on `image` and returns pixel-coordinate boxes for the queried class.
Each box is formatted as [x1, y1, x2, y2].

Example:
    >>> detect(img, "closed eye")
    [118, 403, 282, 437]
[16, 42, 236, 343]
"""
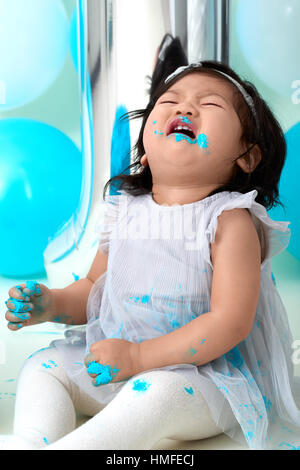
[202, 102, 222, 107]
[160, 101, 222, 107]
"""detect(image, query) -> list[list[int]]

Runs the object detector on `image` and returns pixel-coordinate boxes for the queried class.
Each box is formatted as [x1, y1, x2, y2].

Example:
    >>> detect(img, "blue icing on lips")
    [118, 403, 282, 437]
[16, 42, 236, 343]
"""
[172, 133, 194, 144]
[169, 132, 209, 149]
[179, 116, 193, 125]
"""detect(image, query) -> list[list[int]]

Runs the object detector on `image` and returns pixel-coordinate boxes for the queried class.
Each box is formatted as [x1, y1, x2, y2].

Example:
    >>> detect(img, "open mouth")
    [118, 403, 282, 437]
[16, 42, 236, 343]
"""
[166, 118, 196, 140]
[169, 127, 196, 140]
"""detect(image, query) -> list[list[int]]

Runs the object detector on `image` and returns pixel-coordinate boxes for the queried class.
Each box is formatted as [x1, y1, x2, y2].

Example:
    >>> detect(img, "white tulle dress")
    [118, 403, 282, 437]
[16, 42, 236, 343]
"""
[52, 188, 300, 450]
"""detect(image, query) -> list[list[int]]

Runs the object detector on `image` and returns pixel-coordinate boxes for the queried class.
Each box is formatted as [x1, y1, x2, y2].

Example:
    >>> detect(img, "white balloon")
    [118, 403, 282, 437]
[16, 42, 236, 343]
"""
[236, 0, 300, 97]
[0, 0, 69, 110]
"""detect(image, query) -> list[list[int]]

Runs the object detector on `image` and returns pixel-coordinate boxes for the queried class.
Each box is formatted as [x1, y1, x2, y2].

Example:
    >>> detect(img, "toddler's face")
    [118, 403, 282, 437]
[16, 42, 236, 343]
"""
[142, 72, 247, 196]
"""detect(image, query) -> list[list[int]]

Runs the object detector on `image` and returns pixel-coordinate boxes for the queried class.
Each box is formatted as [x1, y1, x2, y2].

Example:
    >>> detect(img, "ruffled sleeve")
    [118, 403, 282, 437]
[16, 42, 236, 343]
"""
[94, 190, 123, 254]
[203, 190, 291, 271]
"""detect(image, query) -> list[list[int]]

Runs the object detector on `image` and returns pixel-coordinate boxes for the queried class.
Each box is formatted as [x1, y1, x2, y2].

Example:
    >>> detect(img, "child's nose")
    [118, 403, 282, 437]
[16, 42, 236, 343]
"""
[176, 103, 199, 116]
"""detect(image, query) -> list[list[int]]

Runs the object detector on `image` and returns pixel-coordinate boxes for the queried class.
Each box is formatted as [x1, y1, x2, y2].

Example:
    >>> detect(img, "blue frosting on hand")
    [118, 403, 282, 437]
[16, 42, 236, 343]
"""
[16, 285, 30, 300]
[6, 298, 32, 314]
[25, 281, 41, 295]
[87, 361, 121, 386]
[87, 361, 105, 375]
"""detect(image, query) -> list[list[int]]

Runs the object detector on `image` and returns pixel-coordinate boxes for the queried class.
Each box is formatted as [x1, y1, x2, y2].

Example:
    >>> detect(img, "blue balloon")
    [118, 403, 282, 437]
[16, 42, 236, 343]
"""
[69, 6, 78, 71]
[236, 0, 300, 97]
[0, 119, 82, 277]
[110, 105, 131, 195]
[0, 0, 69, 111]
[268, 122, 300, 260]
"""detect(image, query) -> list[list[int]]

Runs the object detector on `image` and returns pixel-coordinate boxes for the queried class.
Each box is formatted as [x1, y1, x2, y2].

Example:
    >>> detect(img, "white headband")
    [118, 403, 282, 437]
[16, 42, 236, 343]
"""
[164, 62, 258, 127]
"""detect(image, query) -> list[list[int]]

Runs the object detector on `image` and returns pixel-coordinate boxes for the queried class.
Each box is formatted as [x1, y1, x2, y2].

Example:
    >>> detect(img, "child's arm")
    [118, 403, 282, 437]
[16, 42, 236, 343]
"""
[138, 208, 261, 371]
[51, 249, 108, 325]
[51, 278, 94, 325]
[6, 249, 109, 330]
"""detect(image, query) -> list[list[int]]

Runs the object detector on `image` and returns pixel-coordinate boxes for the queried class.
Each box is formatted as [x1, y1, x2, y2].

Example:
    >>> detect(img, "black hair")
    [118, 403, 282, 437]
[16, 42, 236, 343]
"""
[103, 34, 286, 212]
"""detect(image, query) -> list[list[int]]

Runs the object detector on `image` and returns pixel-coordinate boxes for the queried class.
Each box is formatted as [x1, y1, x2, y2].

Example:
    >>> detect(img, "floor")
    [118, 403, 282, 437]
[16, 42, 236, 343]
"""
[1, 253, 299, 450]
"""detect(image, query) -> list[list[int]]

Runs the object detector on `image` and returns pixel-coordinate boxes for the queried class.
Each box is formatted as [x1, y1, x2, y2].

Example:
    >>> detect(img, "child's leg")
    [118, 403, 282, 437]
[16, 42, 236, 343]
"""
[45, 369, 235, 450]
[0, 347, 103, 449]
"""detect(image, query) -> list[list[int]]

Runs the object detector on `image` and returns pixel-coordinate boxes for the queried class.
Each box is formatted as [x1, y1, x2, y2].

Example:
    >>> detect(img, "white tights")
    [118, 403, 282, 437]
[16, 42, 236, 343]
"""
[0, 347, 232, 450]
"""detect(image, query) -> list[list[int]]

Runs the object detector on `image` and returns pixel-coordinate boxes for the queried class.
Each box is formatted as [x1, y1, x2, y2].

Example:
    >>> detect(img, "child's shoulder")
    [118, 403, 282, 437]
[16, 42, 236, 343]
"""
[206, 189, 291, 269]
[211, 206, 261, 260]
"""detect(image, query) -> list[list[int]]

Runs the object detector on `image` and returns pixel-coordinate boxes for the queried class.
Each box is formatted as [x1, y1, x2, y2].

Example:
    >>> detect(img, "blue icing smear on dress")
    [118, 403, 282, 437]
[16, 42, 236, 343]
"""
[184, 387, 194, 395]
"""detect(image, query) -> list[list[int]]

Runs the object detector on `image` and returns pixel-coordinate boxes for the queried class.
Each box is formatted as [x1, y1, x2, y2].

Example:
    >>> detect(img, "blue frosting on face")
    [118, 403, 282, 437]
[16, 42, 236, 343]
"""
[152, 113, 210, 152]
[196, 133, 209, 148]
[179, 116, 193, 125]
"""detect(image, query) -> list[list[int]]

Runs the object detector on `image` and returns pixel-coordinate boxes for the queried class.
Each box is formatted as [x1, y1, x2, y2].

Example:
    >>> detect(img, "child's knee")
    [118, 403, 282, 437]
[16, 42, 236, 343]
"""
[19, 346, 62, 378]
[119, 370, 194, 409]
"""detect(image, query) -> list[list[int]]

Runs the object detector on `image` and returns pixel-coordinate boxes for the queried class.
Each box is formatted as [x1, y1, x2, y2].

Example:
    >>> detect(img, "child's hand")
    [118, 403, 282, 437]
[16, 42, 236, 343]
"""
[84, 339, 141, 386]
[5, 281, 55, 331]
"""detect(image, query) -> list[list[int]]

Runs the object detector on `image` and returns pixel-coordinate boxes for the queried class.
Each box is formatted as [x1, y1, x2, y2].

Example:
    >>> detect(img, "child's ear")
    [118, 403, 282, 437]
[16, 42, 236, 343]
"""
[140, 154, 148, 167]
[149, 34, 188, 99]
[236, 144, 262, 174]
